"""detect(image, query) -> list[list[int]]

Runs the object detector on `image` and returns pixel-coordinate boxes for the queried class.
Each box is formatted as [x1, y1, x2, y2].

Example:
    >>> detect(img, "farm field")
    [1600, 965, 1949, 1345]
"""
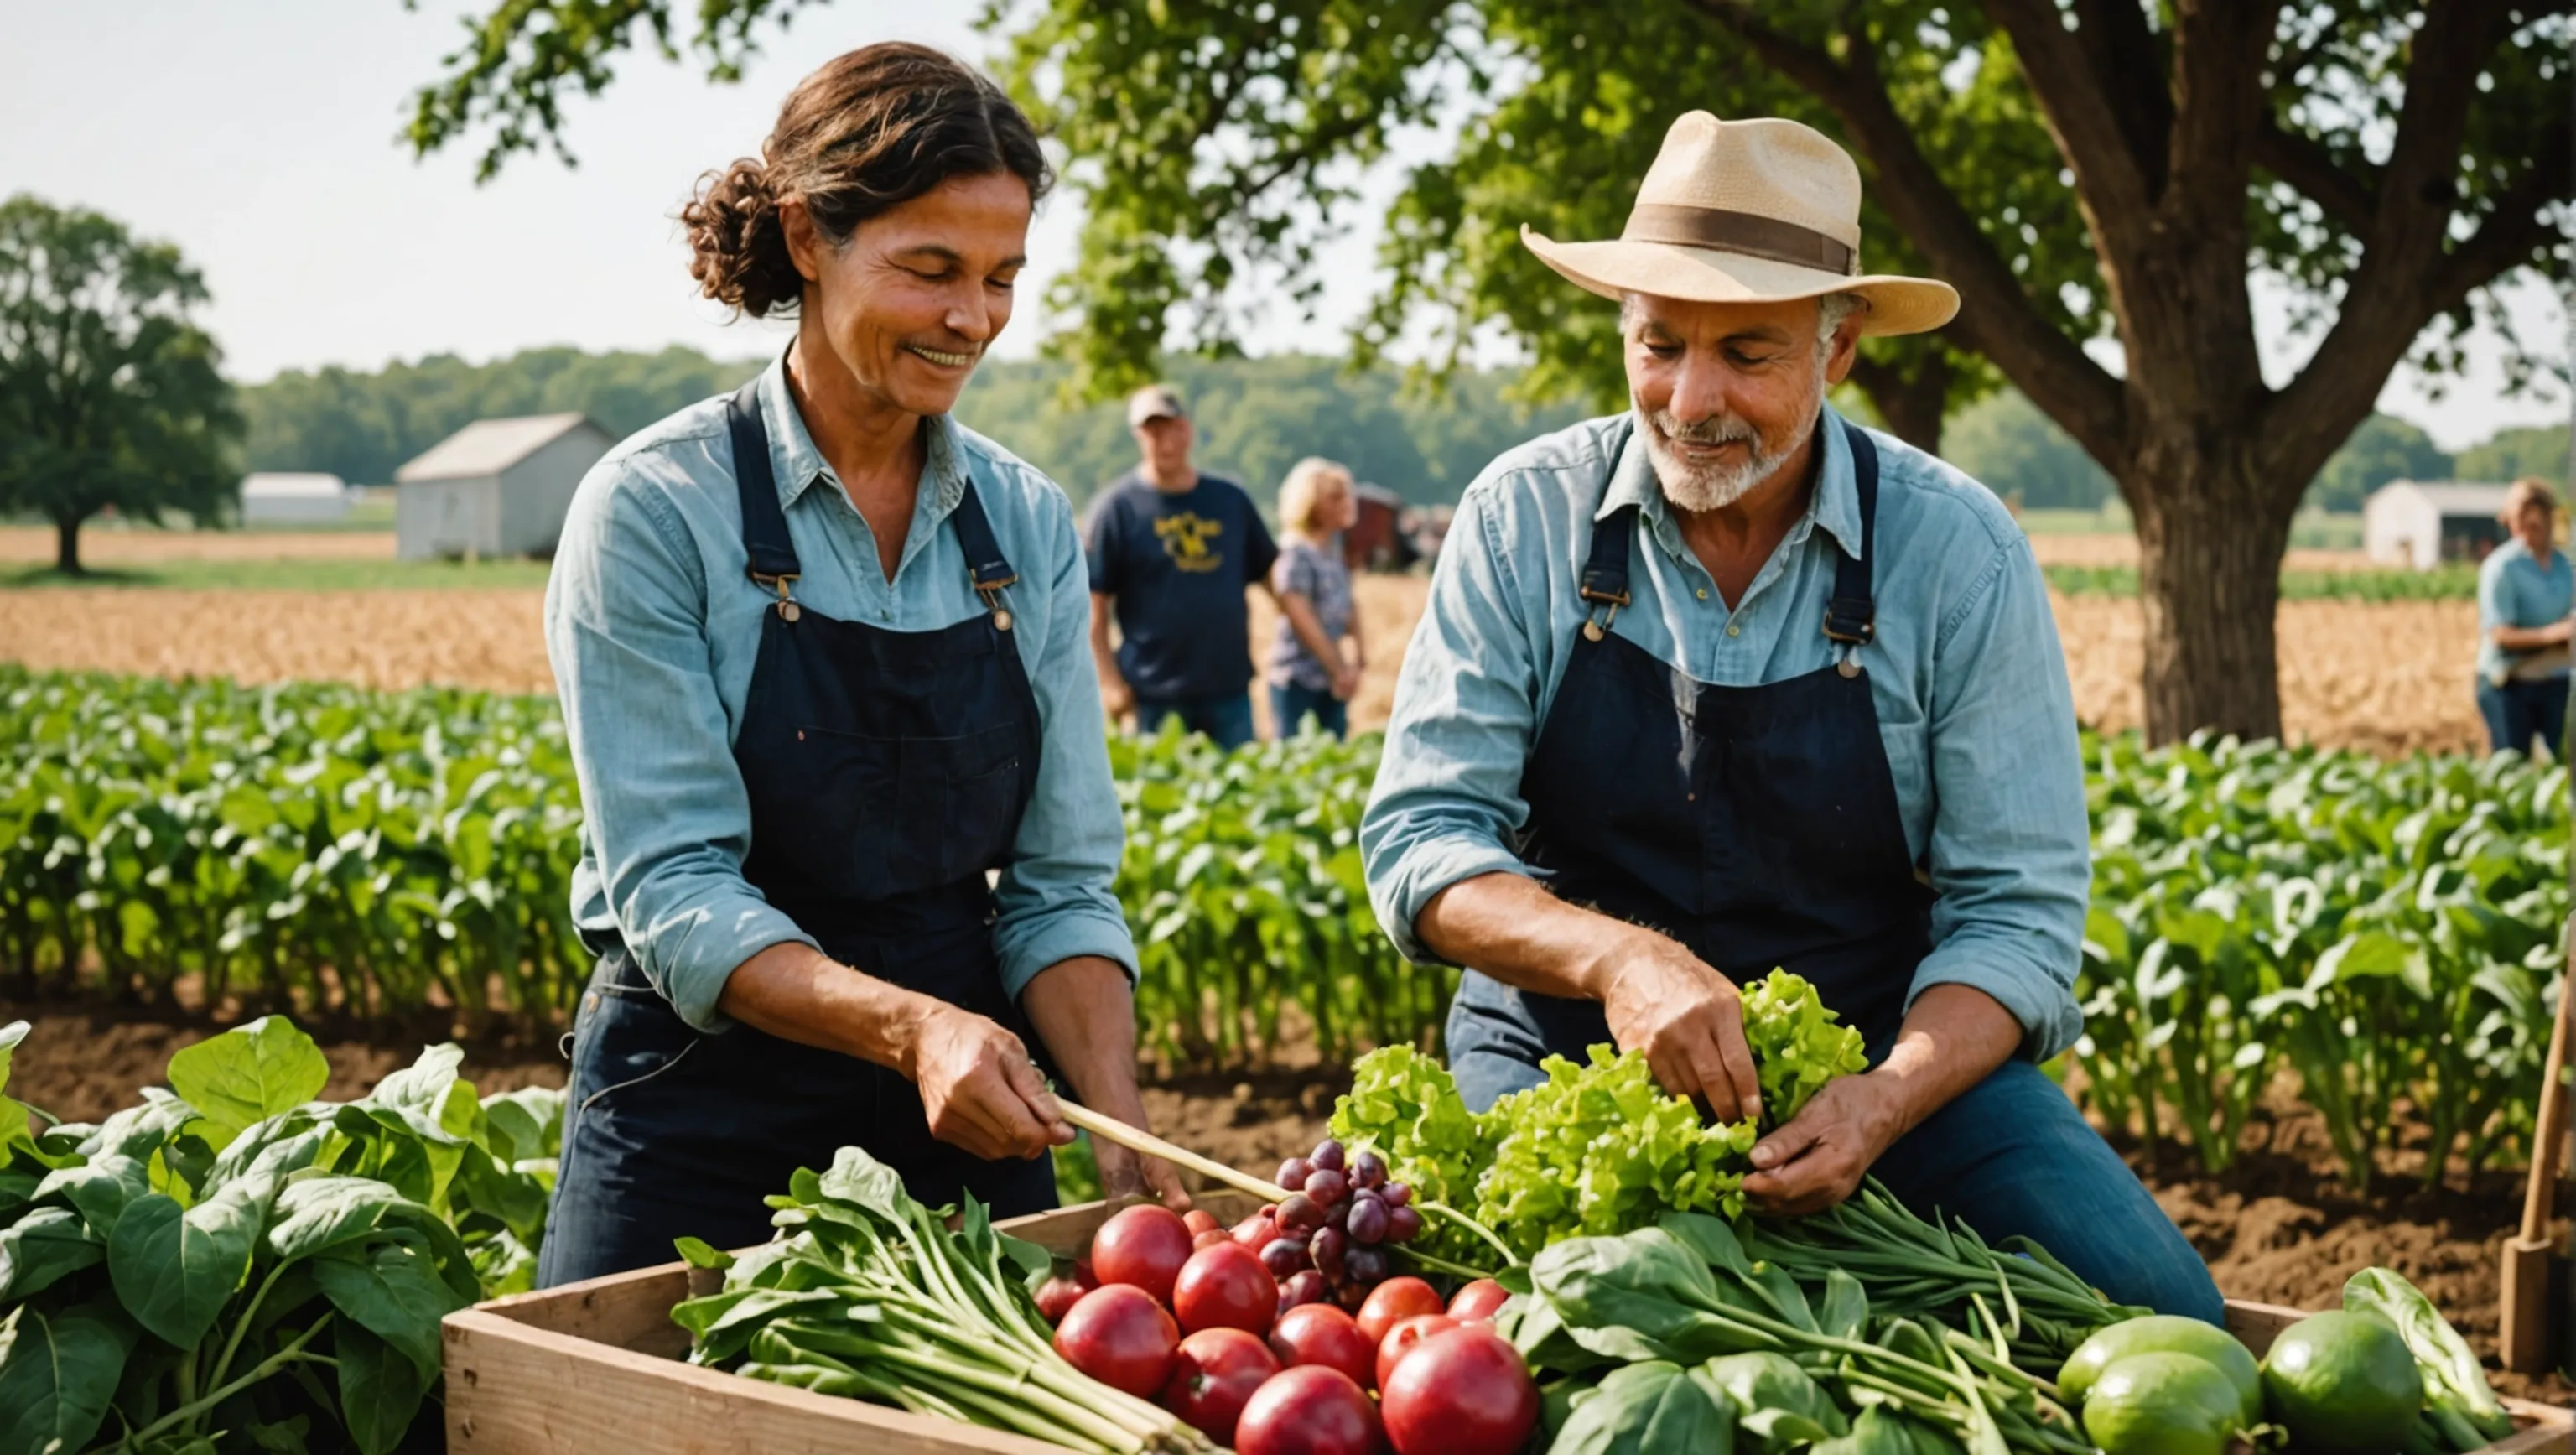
[0, 548, 2490, 752]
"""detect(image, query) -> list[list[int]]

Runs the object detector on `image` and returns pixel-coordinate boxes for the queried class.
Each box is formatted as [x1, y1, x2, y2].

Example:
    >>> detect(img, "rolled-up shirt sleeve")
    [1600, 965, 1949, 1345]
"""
[1908, 535, 2090, 1060]
[993, 486, 1141, 998]
[1360, 486, 1544, 964]
[545, 466, 815, 1033]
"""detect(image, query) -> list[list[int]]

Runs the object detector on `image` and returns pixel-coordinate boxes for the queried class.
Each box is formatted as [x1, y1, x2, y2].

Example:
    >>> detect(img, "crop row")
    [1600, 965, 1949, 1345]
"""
[1, 665, 2563, 1184]
[2042, 563, 2483, 601]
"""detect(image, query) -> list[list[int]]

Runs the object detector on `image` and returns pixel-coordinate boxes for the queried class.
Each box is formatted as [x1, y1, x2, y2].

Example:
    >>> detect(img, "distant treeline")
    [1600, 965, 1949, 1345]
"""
[241, 343, 2564, 516]
[242, 346, 1589, 510]
[1942, 388, 2568, 514]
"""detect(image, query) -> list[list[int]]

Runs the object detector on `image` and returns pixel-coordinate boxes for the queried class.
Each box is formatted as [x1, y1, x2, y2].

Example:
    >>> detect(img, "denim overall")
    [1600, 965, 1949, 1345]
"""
[1436, 423, 2227, 1324]
[1444, 423, 1935, 1112]
[536, 382, 1056, 1286]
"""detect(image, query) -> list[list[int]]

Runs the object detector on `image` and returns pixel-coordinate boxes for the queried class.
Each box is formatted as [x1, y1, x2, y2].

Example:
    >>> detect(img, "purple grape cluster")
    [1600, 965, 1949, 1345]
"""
[1263, 1137, 1422, 1313]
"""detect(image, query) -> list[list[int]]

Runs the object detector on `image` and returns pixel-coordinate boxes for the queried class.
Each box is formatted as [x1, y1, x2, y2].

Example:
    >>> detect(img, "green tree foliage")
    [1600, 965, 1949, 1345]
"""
[2456, 422, 2571, 490]
[1943, 389, 2117, 512]
[242, 344, 763, 486]
[2303, 413, 2453, 513]
[242, 345, 1584, 511]
[959, 353, 1586, 507]
[0, 195, 241, 574]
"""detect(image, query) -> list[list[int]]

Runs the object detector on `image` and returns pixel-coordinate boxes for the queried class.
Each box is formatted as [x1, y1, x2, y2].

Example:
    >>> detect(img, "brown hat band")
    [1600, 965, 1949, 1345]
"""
[1622, 204, 1857, 276]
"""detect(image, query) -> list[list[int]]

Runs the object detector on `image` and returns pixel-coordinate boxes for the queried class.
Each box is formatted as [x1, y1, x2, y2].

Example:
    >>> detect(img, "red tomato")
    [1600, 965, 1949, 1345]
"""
[1052, 1284, 1180, 1399]
[1373, 1313, 1460, 1392]
[1379, 1327, 1537, 1455]
[1355, 1276, 1445, 1344]
[1172, 1242, 1279, 1336]
[1183, 1209, 1223, 1236]
[1232, 1210, 1279, 1251]
[1233, 1364, 1384, 1455]
[1446, 1279, 1511, 1322]
[1267, 1302, 1377, 1389]
[1193, 1229, 1233, 1251]
[1091, 1205, 1196, 1307]
[1159, 1328, 1280, 1444]
[1034, 1260, 1100, 1325]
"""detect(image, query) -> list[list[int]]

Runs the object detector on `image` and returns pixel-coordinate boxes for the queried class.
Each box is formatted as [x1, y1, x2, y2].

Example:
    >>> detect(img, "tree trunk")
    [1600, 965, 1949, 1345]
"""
[1846, 350, 1950, 457]
[52, 514, 83, 575]
[2127, 434, 2297, 745]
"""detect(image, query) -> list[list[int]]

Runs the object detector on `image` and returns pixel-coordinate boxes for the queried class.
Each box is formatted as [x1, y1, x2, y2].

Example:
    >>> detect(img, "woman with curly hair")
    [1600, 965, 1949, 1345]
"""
[536, 44, 1182, 1286]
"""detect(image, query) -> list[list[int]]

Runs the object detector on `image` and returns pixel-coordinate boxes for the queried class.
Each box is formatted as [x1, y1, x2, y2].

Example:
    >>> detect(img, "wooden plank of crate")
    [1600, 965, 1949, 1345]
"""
[2225, 1300, 2572, 1454]
[444, 1307, 1064, 1454]
[471, 1262, 697, 1357]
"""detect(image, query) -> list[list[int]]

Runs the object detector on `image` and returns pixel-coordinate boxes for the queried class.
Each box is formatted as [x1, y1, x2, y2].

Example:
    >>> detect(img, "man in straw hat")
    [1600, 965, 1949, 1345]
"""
[1360, 113, 2220, 1320]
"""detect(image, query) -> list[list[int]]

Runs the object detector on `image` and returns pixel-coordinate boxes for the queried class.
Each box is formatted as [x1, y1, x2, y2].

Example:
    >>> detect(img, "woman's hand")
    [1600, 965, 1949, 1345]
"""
[1021, 956, 1191, 1210]
[903, 1005, 1077, 1161]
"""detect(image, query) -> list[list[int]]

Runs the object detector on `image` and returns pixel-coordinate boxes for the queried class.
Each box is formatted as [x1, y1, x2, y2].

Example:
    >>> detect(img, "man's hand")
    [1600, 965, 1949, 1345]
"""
[1091, 1112, 1192, 1210]
[1101, 676, 1135, 720]
[1017, 955, 1189, 1210]
[1596, 933, 1764, 1125]
[902, 1006, 1075, 1162]
[1329, 663, 1361, 702]
[1741, 1071, 1908, 1215]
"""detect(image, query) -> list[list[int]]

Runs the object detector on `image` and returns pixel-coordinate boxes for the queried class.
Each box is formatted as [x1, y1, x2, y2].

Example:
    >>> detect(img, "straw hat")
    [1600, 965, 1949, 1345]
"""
[1522, 112, 1959, 336]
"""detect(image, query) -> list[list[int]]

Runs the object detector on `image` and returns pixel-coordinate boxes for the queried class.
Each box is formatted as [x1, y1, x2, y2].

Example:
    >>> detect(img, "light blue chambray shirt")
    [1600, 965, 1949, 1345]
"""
[545, 360, 1137, 1033]
[2475, 538, 2573, 683]
[1360, 408, 2091, 1061]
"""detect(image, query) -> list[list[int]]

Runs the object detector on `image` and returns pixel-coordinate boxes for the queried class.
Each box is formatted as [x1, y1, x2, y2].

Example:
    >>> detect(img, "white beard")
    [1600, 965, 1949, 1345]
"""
[1634, 356, 1829, 514]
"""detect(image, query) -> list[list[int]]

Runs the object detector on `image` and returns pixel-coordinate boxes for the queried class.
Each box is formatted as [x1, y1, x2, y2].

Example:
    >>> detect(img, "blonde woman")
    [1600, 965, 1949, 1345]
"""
[1266, 457, 1366, 738]
[2475, 476, 2573, 757]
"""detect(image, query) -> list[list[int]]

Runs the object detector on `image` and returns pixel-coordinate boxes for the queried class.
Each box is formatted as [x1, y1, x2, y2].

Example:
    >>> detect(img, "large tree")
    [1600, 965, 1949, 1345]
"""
[0, 195, 240, 574]
[408, 1, 2570, 741]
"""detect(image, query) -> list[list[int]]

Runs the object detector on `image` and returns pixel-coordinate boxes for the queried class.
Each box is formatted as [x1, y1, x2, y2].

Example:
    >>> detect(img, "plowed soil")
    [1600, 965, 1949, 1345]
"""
[8, 1000, 2565, 1407]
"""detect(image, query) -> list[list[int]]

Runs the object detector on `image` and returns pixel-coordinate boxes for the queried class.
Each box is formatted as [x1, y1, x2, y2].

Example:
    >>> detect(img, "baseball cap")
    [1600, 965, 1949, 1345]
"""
[1125, 384, 1188, 428]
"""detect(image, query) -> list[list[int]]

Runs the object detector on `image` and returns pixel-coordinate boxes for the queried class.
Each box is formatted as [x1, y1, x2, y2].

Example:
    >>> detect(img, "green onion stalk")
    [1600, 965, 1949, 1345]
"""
[1740, 1179, 2150, 1366]
[672, 1147, 1214, 1455]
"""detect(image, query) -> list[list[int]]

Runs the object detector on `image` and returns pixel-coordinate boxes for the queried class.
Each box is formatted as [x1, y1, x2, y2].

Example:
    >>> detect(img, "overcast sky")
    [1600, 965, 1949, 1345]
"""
[3, 0, 2564, 454]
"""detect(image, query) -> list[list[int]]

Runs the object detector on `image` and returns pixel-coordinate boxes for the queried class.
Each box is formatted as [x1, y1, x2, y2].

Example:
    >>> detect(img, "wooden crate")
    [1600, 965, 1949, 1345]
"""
[446, 1198, 2573, 1453]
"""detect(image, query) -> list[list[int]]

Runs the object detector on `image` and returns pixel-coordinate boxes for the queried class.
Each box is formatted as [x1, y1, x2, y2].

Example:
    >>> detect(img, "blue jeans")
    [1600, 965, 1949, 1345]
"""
[2476, 676, 2568, 759]
[1270, 682, 1348, 740]
[1135, 691, 1256, 751]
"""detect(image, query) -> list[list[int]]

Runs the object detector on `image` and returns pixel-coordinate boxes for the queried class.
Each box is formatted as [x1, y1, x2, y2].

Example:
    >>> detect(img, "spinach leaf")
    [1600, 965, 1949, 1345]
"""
[165, 1017, 330, 1153]
[1818, 1270, 1869, 1342]
[312, 1232, 468, 1381]
[266, 1176, 409, 1264]
[107, 1187, 262, 1348]
[0, 1299, 137, 1455]
[1546, 1359, 1735, 1455]
[35, 1152, 152, 1240]
[334, 1320, 428, 1455]
[1693, 1353, 1847, 1447]
[0, 1021, 29, 1148]
[1810, 1407, 1925, 1455]
[0, 1204, 106, 1302]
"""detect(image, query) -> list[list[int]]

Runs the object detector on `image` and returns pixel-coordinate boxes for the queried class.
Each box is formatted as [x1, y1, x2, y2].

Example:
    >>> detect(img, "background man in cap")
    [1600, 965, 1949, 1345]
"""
[1360, 112, 2221, 1322]
[1087, 384, 1278, 751]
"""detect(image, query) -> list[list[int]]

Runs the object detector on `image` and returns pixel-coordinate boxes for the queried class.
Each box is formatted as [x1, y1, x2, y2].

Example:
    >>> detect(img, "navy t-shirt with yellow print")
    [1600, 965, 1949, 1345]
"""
[1087, 471, 1279, 701]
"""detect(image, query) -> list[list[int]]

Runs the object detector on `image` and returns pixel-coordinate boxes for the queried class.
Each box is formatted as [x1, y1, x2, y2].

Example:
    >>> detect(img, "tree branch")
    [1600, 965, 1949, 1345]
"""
[1981, 0, 2158, 222]
[2065, 0, 2171, 195]
[2159, 0, 2279, 220]
[2247, 118, 2379, 233]
[1679, 0, 2128, 468]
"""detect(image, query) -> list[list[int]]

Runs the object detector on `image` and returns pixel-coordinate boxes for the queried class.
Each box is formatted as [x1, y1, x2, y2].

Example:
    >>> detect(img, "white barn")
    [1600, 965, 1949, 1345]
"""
[2362, 481, 2512, 571]
[238, 472, 350, 525]
[394, 413, 614, 561]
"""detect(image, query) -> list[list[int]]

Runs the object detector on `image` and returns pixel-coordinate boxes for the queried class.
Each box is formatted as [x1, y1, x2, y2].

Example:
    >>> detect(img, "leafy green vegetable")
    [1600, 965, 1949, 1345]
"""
[1478, 1047, 1759, 1262]
[0, 1016, 564, 1453]
[1739, 969, 1869, 1126]
[673, 1146, 1214, 1455]
[1548, 1359, 1737, 1455]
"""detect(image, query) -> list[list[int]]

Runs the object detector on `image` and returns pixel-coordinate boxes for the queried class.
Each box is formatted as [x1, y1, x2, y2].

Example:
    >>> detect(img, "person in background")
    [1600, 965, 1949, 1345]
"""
[1266, 456, 1367, 739]
[2475, 476, 2573, 758]
[1087, 384, 1278, 750]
